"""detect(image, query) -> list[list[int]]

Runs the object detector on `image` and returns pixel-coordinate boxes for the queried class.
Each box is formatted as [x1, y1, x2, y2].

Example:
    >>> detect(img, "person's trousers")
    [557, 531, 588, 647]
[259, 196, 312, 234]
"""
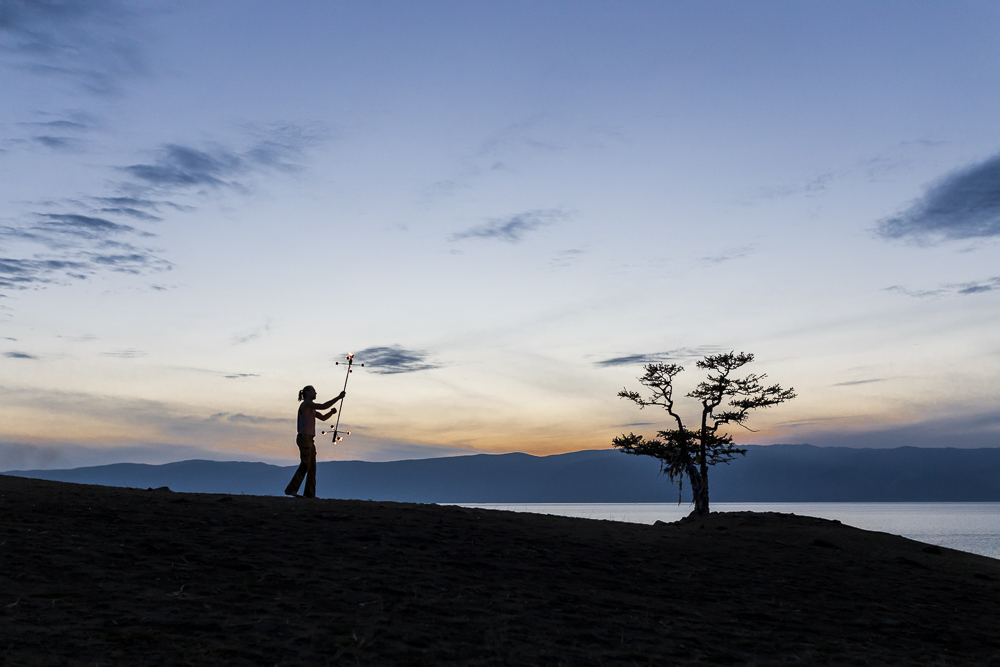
[285, 433, 317, 498]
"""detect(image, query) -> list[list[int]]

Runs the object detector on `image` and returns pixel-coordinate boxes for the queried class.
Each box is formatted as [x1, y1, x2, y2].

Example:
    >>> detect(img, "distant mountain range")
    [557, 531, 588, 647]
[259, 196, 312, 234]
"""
[5, 445, 1000, 502]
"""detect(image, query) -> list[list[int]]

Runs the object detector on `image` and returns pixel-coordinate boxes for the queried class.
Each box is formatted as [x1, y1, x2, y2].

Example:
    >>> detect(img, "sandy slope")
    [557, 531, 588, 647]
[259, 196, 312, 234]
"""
[1, 474, 999, 666]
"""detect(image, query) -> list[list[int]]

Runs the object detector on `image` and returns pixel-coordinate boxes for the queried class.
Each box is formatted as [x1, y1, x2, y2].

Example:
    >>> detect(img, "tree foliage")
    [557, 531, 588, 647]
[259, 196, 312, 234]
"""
[613, 351, 796, 515]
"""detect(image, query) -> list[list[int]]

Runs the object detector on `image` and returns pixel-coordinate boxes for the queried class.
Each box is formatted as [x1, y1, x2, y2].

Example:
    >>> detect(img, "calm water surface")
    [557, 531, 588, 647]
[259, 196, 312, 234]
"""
[460, 502, 1000, 560]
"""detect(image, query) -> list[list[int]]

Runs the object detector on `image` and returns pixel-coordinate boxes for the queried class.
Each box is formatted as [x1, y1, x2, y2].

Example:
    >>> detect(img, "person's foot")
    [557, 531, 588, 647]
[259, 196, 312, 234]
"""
[284, 490, 300, 497]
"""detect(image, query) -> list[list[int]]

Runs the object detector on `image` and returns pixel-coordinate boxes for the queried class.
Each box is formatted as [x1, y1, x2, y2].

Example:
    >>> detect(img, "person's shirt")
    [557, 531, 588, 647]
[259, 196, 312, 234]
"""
[297, 400, 318, 436]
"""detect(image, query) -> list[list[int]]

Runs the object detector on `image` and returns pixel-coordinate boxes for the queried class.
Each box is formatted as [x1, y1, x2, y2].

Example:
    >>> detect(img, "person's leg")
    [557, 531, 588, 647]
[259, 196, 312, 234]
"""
[285, 434, 310, 496]
[304, 437, 317, 498]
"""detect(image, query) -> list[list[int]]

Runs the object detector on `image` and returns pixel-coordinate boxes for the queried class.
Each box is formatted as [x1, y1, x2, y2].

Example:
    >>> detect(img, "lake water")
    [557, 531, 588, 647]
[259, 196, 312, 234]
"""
[460, 502, 1000, 560]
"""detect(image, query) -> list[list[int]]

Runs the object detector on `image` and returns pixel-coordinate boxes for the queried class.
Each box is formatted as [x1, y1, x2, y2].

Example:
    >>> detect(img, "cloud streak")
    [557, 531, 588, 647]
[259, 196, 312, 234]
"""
[701, 245, 755, 264]
[757, 172, 834, 200]
[783, 409, 1000, 449]
[100, 349, 146, 358]
[123, 145, 247, 189]
[595, 346, 725, 368]
[3, 351, 38, 360]
[232, 321, 271, 345]
[0, 0, 146, 94]
[355, 345, 440, 375]
[0, 257, 90, 290]
[208, 412, 288, 425]
[550, 248, 583, 269]
[885, 276, 1000, 298]
[0, 385, 293, 455]
[878, 152, 1000, 243]
[120, 128, 317, 197]
[96, 207, 162, 222]
[450, 209, 567, 244]
[19, 119, 89, 130]
[31, 135, 79, 151]
[31, 213, 144, 243]
[0, 210, 169, 291]
[0, 127, 320, 296]
[833, 379, 886, 387]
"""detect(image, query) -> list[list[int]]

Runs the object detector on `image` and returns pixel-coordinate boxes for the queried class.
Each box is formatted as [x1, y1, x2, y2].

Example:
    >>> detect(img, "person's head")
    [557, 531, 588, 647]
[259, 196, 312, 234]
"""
[298, 385, 317, 401]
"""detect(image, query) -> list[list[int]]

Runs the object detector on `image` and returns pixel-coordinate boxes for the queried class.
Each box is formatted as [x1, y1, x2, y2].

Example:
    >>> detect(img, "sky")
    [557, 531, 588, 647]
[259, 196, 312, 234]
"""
[3, 0, 1000, 470]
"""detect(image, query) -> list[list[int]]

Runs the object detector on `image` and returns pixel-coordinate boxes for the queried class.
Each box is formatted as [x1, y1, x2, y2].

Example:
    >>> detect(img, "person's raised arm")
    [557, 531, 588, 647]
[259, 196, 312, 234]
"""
[317, 391, 346, 410]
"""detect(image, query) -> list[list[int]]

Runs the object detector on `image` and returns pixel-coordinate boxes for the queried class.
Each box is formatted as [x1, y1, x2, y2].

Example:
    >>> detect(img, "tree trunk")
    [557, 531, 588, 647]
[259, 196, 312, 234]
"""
[699, 469, 710, 514]
[697, 436, 711, 515]
[686, 463, 709, 515]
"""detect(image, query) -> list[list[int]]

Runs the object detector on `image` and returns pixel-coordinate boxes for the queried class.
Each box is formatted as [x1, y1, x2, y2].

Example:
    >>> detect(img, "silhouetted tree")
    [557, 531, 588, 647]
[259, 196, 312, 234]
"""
[613, 351, 795, 515]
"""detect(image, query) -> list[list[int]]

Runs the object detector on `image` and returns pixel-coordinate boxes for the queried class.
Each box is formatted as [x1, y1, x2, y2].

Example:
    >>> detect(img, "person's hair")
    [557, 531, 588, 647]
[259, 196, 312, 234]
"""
[298, 385, 315, 401]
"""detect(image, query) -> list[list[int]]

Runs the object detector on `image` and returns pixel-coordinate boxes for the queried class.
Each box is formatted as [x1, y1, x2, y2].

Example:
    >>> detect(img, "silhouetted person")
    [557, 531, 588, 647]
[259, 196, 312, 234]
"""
[285, 385, 345, 498]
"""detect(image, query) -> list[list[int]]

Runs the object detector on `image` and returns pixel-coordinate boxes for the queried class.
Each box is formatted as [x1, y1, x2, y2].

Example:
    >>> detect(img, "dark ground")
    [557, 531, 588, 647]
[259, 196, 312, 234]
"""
[1, 474, 999, 666]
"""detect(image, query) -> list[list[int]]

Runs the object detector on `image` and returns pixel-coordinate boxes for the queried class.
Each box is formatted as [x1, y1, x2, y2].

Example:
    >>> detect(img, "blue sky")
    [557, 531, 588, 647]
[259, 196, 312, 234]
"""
[3, 1, 1000, 470]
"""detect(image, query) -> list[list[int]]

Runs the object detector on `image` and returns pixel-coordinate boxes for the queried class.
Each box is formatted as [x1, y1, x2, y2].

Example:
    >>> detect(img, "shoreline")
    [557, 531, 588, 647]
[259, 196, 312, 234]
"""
[460, 501, 1000, 560]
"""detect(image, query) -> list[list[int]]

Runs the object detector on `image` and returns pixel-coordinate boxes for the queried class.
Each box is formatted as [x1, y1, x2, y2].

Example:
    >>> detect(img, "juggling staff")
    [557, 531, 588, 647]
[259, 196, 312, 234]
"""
[322, 353, 364, 444]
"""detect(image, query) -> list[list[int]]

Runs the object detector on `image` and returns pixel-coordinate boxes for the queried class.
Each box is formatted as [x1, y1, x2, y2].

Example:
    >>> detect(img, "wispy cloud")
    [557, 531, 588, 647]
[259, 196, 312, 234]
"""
[883, 286, 945, 299]
[232, 321, 271, 345]
[100, 349, 146, 358]
[833, 378, 886, 386]
[878, 152, 1000, 243]
[701, 245, 755, 264]
[223, 373, 260, 380]
[3, 351, 38, 360]
[19, 119, 89, 131]
[31, 135, 79, 151]
[422, 118, 575, 203]
[0, 248, 168, 289]
[0, 0, 147, 94]
[0, 257, 91, 290]
[5, 114, 95, 156]
[87, 251, 169, 274]
[885, 276, 1000, 298]
[597, 353, 659, 367]
[476, 119, 567, 161]
[91, 196, 181, 210]
[355, 345, 440, 375]
[550, 248, 583, 269]
[30, 213, 145, 243]
[955, 277, 1000, 294]
[0, 127, 320, 296]
[0, 209, 169, 291]
[786, 409, 1000, 449]
[95, 207, 162, 222]
[450, 209, 567, 244]
[595, 346, 725, 368]
[120, 128, 318, 196]
[0, 385, 294, 466]
[757, 173, 834, 199]
[0, 439, 239, 471]
[122, 144, 248, 189]
[423, 179, 466, 198]
[208, 412, 287, 425]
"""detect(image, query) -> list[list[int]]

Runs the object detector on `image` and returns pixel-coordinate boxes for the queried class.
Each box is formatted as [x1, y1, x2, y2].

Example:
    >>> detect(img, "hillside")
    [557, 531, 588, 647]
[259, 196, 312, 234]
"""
[1, 474, 998, 665]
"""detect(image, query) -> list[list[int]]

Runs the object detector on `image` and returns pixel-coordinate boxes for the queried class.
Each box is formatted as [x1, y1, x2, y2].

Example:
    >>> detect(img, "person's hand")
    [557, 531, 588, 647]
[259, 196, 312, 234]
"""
[338, 391, 346, 400]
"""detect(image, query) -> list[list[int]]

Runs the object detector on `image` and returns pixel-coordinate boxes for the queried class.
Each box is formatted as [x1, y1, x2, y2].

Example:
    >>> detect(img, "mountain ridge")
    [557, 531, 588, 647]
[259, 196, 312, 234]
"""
[6, 444, 1000, 502]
